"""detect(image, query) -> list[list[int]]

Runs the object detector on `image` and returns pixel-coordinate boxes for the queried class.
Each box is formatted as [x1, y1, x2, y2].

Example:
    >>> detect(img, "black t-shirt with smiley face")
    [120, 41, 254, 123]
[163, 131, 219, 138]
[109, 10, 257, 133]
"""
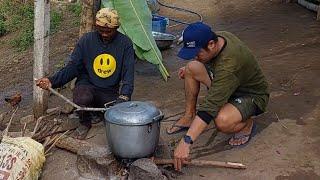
[48, 31, 135, 97]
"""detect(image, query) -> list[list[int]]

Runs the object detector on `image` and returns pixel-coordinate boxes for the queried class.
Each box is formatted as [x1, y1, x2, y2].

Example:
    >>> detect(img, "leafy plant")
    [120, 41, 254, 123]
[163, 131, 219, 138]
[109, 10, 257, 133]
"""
[50, 10, 63, 33]
[108, 0, 170, 80]
[67, 2, 81, 26]
[0, 15, 6, 36]
[67, 3, 82, 17]
[11, 28, 34, 51]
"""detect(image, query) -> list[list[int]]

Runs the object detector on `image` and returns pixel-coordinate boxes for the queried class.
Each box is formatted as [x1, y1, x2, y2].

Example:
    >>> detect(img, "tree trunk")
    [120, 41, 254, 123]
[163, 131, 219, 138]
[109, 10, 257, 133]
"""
[78, 0, 100, 37]
[70, 0, 100, 90]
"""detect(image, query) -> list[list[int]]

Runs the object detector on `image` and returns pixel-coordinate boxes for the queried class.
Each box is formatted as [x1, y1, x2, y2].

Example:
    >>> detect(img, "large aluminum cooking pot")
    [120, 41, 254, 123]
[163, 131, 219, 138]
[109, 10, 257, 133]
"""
[104, 101, 164, 159]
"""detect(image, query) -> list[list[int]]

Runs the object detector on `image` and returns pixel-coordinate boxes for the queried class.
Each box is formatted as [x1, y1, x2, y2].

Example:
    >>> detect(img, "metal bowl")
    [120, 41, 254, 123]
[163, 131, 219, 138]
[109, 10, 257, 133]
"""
[152, 31, 176, 50]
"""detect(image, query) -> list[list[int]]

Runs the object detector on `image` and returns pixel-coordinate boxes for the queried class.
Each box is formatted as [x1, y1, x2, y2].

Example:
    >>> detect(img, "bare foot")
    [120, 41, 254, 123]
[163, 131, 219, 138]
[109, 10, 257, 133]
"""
[166, 115, 194, 134]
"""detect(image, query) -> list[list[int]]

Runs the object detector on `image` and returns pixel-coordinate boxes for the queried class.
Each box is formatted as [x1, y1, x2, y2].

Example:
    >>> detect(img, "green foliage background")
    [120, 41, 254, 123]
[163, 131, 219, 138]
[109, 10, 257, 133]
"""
[0, 0, 64, 51]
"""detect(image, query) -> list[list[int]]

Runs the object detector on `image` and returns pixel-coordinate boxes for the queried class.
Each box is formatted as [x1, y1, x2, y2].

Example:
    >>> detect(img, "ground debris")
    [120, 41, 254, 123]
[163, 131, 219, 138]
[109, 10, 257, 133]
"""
[61, 103, 74, 114]
[46, 107, 61, 115]
[20, 115, 35, 124]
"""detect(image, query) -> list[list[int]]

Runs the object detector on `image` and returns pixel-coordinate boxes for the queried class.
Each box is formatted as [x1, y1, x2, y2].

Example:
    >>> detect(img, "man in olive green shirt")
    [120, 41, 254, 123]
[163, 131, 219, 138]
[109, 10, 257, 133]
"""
[168, 22, 269, 171]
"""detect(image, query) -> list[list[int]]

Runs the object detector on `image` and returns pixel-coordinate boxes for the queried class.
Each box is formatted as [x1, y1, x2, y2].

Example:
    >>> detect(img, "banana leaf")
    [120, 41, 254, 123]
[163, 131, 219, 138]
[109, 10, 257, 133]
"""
[101, 0, 170, 80]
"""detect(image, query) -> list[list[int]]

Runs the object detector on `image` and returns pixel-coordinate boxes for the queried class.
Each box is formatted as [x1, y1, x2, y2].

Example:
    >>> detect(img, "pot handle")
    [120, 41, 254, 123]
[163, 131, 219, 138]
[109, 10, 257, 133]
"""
[153, 110, 164, 122]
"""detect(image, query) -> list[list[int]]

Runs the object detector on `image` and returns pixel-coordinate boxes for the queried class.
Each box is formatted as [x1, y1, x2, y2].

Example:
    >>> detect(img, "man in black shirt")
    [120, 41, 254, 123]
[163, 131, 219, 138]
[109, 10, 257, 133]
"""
[36, 8, 135, 139]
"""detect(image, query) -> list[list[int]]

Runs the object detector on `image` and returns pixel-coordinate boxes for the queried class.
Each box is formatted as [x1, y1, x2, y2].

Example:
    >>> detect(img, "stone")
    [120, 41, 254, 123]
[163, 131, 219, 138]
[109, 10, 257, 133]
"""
[128, 158, 167, 180]
[76, 145, 121, 179]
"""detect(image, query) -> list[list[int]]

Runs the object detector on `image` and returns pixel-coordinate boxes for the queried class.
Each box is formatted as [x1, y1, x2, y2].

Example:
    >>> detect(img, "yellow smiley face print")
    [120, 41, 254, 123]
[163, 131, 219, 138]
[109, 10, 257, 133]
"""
[93, 54, 116, 78]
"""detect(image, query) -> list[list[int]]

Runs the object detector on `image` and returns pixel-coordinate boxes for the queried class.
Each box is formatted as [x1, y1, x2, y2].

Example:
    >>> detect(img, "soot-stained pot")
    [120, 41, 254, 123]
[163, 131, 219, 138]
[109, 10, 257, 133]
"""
[104, 101, 164, 159]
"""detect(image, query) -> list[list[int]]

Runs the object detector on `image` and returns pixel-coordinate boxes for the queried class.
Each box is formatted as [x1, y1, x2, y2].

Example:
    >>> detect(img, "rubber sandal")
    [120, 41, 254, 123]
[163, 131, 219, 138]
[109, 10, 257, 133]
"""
[90, 113, 103, 124]
[228, 123, 257, 147]
[70, 124, 91, 140]
[166, 124, 190, 135]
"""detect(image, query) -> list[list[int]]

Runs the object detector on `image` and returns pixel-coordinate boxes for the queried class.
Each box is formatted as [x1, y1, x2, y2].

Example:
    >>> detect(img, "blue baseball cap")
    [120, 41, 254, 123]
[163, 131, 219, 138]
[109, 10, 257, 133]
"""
[178, 22, 217, 60]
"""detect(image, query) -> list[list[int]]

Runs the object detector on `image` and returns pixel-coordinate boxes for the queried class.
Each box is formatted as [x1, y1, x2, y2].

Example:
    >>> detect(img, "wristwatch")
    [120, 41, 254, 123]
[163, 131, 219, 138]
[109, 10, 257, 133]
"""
[183, 135, 193, 145]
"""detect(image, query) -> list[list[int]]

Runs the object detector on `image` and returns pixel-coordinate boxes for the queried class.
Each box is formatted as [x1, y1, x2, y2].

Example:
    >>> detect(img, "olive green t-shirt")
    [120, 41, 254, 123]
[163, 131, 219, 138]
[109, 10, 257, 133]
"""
[198, 31, 269, 118]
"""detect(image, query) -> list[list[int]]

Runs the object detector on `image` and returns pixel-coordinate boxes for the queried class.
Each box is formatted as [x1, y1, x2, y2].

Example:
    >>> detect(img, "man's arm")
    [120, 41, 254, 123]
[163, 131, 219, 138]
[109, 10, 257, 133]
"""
[119, 42, 135, 99]
[174, 69, 240, 171]
[48, 39, 85, 88]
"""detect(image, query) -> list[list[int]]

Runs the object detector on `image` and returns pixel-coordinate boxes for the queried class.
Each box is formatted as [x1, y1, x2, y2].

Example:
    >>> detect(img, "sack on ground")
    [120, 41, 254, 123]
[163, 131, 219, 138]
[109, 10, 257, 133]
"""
[0, 136, 45, 180]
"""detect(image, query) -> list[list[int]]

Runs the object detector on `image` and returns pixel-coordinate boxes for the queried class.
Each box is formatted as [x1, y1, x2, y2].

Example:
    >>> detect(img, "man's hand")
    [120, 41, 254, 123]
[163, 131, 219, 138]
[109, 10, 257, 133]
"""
[115, 95, 130, 104]
[178, 67, 186, 80]
[35, 78, 52, 90]
[174, 139, 191, 171]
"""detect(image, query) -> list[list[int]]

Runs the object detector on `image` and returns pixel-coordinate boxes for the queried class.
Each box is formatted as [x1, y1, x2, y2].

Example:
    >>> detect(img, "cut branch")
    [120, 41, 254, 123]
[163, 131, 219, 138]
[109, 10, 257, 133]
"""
[154, 158, 246, 169]
[3, 106, 19, 136]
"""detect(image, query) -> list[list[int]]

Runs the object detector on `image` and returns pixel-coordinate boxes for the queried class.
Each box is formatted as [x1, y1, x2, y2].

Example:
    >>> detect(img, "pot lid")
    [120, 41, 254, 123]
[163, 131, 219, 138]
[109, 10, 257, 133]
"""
[104, 101, 163, 125]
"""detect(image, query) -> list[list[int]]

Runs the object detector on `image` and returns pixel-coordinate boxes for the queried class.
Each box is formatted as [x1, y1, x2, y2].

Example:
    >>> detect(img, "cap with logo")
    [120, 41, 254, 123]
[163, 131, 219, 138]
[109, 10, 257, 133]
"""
[178, 22, 217, 60]
[95, 8, 120, 28]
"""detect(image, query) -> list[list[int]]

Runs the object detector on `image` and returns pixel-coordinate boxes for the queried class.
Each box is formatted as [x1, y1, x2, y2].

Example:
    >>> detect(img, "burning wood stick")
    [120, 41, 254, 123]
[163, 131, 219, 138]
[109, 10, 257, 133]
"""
[154, 158, 246, 169]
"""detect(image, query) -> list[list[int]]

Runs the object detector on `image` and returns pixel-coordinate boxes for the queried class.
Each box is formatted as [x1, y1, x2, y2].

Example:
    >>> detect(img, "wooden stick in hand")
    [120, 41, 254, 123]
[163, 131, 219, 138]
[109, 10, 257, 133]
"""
[48, 87, 107, 112]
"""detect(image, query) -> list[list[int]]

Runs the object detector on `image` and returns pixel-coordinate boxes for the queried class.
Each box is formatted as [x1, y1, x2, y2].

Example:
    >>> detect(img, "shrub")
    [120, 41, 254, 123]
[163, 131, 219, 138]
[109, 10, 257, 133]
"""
[0, 0, 63, 51]
[67, 3, 82, 17]
[50, 10, 63, 33]
[11, 28, 34, 51]
[0, 16, 6, 36]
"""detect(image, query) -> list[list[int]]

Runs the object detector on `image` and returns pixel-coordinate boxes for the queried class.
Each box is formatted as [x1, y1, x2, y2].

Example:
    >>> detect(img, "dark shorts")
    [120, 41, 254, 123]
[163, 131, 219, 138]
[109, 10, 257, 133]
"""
[204, 67, 262, 121]
[73, 84, 118, 126]
[228, 96, 262, 121]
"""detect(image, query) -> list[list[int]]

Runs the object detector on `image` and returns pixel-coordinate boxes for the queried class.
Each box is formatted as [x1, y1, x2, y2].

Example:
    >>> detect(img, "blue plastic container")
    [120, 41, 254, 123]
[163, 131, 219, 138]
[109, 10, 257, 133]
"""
[152, 15, 167, 33]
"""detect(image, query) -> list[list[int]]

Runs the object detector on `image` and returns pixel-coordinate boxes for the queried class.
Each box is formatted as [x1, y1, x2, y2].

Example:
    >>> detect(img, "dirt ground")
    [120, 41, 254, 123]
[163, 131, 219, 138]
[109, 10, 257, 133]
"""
[0, 0, 320, 179]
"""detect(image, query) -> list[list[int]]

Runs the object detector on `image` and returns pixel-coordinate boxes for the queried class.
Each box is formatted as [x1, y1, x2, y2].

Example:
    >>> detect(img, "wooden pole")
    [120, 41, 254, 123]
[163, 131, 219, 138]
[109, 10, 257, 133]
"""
[317, 5, 320, 20]
[154, 158, 247, 169]
[33, 0, 50, 118]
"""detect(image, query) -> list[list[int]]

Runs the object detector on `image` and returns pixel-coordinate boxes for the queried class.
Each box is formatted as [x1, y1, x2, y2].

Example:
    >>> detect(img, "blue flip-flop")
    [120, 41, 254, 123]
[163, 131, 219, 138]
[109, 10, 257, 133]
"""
[228, 123, 257, 147]
[166, 124, 190, 135]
